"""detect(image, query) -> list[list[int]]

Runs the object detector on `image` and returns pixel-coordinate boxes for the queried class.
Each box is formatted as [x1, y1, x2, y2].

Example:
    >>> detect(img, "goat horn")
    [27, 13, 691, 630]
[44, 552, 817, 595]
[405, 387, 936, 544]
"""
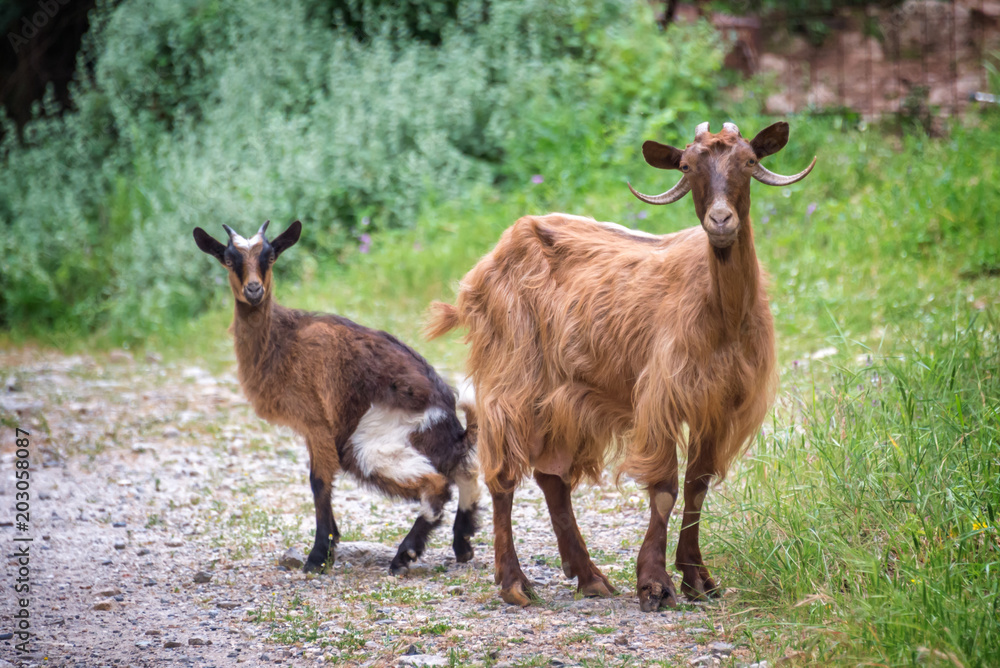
[722, 122, 740, 136]
[695, 122, 710, 138]
[257, 220, 270, 238]
[222, 224, 238, 240]
[627, 176, 691, 205]
[752, 156, 817, 187]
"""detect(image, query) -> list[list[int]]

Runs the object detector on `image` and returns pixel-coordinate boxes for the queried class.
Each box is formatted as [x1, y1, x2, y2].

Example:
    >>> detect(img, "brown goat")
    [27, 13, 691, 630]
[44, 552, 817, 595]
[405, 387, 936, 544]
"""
[428, 121, 815, 610]
[193, 221, 480, 575]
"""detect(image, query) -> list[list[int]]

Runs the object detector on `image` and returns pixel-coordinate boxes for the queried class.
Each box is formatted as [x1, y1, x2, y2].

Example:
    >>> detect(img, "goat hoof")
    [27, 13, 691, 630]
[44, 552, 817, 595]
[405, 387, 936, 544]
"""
[637, 577, 678, 612]
[454, 547, 475, 564]
[303, 559, 327, 574]
[499, 580, 536, 607]
[578, 578, 616, 599]
[680, 567, 721, 601]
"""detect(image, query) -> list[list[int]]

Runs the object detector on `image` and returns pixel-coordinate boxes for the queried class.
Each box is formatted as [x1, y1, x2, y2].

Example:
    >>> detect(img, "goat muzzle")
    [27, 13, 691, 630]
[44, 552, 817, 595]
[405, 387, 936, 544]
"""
[244, 282, 264, 305]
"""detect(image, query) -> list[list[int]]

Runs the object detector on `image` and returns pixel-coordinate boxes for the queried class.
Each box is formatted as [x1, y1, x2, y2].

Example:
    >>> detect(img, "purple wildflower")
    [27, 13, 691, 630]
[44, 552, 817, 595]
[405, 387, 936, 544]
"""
[359, 233, 371, 254]
[637, 210, 648, 220]
[806, 202, 817, 217]
[531, 174, 544, 184]
[361, 216, 371, 226]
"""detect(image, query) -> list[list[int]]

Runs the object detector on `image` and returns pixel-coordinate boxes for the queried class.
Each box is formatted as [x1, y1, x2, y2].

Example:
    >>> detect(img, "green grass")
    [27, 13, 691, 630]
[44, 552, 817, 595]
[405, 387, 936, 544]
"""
[711, 312, 999, 666]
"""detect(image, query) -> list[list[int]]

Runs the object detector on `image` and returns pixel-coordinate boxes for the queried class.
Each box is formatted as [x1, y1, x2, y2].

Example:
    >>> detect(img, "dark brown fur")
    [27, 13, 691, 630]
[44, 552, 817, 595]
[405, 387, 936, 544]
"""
[428, 122, 813, 610]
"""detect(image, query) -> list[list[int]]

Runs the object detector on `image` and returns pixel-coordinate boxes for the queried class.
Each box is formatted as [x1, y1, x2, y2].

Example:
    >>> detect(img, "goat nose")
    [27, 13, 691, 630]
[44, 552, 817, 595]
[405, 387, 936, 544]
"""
[245, 283, 263, 301]
[709, 211, 733, 228]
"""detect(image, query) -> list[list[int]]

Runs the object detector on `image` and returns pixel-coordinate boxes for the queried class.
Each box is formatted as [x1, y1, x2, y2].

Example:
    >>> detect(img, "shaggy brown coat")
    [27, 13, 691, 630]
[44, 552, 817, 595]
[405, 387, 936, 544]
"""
[429, 121, 813, 611]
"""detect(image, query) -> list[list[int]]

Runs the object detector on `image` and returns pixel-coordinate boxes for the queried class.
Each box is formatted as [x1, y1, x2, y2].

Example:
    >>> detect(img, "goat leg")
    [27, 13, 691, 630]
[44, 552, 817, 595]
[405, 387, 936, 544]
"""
[491, 474, 536, 606]
[534, 470, 615, 598]
[636, 479, 680, 611]
[452, 467, 481, 563]
[675, 462, 721, 600]
[305, 467, 339, 573]
[390, 475, 449, 575]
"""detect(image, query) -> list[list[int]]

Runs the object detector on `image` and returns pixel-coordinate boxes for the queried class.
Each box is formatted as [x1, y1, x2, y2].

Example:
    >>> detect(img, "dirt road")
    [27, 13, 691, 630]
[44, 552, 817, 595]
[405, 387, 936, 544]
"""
[1, 348, 748, 667]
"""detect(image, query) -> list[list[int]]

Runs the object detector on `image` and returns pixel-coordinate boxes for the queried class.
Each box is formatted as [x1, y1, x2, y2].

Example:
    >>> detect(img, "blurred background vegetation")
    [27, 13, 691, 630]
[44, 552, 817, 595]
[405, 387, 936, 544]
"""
[1, 0, 998, 666]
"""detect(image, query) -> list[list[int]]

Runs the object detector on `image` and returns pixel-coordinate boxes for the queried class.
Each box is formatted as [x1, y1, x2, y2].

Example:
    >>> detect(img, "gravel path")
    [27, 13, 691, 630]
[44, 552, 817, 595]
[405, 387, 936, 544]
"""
[1, 349, 750, 668]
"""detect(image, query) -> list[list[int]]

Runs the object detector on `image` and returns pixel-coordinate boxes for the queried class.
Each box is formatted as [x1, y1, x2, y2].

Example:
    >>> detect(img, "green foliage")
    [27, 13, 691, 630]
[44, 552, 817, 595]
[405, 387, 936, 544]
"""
[0, 0, 729, 342]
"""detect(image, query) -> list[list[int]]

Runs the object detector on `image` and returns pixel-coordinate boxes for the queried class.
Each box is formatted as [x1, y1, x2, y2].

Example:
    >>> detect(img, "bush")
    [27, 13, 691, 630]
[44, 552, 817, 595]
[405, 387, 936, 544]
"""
[0, 0, 730, 342]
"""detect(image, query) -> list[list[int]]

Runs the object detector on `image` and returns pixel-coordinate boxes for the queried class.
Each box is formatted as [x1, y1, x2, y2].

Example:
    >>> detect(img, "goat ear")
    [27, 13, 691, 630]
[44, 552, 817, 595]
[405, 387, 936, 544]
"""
[271, 220, 302, 257]
[641, 141, 683, 170]
[193, 227, 227, 264]
[750, 122, 790, 159]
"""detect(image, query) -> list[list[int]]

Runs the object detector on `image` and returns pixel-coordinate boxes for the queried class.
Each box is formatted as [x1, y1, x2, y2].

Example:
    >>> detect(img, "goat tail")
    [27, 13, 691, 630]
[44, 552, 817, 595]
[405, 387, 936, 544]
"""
[425, 301, 460, 340]
[457, 377, 478, 452]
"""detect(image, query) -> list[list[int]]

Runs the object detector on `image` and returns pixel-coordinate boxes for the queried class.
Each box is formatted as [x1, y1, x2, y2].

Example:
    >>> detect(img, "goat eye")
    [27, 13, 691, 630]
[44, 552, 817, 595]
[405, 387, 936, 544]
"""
[747, 159, 756, 166]
[680, 164, 689, 172]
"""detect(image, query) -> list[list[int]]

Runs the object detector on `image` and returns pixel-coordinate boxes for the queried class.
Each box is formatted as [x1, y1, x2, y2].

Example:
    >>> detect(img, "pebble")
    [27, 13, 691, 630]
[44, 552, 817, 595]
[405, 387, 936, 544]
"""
[113, 542, 126, 550]
[164, 641, 182, 648]
[278, 547, 306, 570]
[216, 601, 240, 610]
[112, 521, 127, 528]
[165, 539, 185, 547]
[188, 637, 211, 646]
[193, 571, 213, 583]
[92, 600, 115, 611]
[137, 548, 151, 556]
[145, 630, 162, 636]
[96, 587, 122, 597]
[398, 655, 449, 667]
[134, 641, 151, 649]
[709, 641, 734, 657]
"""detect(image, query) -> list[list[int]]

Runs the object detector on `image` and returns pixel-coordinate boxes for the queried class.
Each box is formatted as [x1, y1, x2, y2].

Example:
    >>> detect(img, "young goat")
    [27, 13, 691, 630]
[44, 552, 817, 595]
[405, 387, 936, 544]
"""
[193, 220, 480, 575]
[428, 121, 815, 611]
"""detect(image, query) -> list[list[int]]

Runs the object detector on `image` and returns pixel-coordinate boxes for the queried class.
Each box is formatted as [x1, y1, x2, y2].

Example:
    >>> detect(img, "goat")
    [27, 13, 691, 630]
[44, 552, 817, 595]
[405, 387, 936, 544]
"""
[427, 121, 815, 611]
[193, 220, 480, 575]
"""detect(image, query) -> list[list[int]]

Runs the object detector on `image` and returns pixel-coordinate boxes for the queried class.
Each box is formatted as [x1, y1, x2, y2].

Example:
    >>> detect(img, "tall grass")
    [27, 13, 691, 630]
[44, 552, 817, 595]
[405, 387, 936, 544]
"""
[714, 312, 999, 667]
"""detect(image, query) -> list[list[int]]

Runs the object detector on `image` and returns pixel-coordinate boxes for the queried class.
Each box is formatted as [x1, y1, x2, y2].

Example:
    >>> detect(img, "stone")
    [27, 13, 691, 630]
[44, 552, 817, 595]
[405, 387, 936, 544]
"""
[188, 637, 211, 646]
[96, 587, 122, 597]
[146, 630, 162, 636]
[398, 655, 449, 667]
[137, 548, 151, 556]
[708, 641, 734, 657]
[164, 641, 183, 648]
[193, 571, 213, 584]
[337, 541, 395, 567]
[113, 542, 126, 550]
[278, 547, 306, 570]
[92, 600, 115, 611]
[135, 641, 151, 649]
[217, 601, 240, 610]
